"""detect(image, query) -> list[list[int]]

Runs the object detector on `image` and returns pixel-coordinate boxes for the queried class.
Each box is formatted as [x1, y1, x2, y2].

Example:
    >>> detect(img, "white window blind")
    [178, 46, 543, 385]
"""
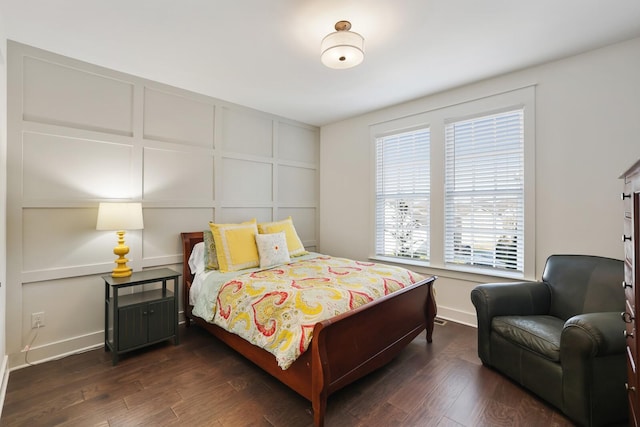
[375, 128, 430, 261]
[444, 109, 524, 273]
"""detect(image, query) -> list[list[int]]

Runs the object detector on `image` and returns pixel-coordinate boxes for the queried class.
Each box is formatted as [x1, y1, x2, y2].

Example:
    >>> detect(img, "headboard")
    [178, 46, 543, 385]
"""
[180, 231, 204, 322]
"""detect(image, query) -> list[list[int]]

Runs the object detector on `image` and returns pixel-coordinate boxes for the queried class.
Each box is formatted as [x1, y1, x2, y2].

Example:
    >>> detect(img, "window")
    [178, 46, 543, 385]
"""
[444, 109, 525, 274]
[370, 86, 534, 279]
[375, 128, 430, 262]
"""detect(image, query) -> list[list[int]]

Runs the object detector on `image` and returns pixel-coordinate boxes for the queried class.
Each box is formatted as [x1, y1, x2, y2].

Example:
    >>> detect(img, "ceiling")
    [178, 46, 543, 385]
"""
[2, 0, 640, 127]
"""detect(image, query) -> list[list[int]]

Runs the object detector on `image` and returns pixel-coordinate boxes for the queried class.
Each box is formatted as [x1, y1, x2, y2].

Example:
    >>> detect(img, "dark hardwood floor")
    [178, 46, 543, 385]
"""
[1, 320, 575, 427]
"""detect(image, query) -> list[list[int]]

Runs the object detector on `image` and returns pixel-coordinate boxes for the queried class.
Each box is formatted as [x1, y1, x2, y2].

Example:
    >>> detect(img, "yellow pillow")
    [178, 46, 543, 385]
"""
[257, 217, 308, 257]
[209, 219, 259, 272]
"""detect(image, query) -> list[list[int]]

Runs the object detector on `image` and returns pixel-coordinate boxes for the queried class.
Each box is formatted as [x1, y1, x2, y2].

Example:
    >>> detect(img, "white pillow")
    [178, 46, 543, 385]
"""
[188, 242, 206, 274]
[256, 232, 291, 269]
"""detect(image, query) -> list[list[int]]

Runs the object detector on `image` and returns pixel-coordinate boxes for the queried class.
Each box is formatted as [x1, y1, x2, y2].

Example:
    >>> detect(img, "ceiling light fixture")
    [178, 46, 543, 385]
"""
[321, 20, 364, 69]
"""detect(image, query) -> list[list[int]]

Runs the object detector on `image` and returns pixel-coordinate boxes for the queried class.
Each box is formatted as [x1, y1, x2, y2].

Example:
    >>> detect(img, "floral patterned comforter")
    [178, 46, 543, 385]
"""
[196, 255, 424, 369]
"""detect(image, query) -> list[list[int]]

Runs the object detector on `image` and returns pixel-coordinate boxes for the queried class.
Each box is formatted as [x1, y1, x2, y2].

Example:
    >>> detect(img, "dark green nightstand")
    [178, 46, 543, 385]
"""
[103, 268, 180, 365]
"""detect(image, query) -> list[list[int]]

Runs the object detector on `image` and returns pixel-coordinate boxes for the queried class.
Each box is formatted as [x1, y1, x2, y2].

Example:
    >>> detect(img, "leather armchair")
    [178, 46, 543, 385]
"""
[471, 255, 627, 426]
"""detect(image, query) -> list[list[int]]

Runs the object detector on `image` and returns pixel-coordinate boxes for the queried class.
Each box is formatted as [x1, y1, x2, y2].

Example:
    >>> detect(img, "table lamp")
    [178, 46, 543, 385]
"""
[96, 202, 144, 277]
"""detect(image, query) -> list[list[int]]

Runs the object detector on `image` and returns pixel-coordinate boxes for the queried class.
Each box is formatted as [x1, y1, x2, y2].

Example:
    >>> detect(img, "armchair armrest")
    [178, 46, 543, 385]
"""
[562, 312, 626, 357]
[471, 281, 550, 365]
[471, 281, 551, 320]
[560, 312, 627, 424]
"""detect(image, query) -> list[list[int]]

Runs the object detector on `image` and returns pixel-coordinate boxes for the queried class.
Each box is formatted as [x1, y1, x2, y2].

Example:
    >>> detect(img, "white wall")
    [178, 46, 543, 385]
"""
[5, 41, 319, 369]
[319, 37, 640, 326]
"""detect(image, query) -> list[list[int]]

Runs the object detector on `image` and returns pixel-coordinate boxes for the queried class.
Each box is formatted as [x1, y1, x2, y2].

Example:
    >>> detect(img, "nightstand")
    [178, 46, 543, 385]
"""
[103, 268, 180, 365]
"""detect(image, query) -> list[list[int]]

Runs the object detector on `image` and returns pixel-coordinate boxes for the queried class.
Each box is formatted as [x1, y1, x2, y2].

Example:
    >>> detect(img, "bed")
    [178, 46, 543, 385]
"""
[181, 231, 437, 427]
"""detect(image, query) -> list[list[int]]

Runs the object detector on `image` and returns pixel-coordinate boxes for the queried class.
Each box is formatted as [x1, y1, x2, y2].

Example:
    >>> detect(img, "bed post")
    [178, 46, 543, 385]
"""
[425, 281, 437, 342]
[311, 322, 329, 427]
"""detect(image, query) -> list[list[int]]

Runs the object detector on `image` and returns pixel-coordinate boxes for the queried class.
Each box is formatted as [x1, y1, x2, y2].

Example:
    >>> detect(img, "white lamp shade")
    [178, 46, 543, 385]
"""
[321, 30, 364, 69]
[96, 202, 144, 231]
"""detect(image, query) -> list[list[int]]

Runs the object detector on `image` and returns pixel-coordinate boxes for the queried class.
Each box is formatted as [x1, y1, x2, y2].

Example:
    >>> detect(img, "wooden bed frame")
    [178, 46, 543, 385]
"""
[181, 232, 437, 427]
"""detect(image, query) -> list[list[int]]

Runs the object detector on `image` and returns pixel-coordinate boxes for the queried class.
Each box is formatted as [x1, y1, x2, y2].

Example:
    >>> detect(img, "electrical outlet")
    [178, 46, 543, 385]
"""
[31, 312, 45, 329]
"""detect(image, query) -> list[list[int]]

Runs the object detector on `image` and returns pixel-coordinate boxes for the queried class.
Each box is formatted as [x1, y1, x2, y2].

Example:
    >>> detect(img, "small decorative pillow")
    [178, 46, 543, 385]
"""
[256, 232, 291, 269]
[257, 216, 308, 257]
[209, 219, 259, 273]
[202, 230, 219, 270]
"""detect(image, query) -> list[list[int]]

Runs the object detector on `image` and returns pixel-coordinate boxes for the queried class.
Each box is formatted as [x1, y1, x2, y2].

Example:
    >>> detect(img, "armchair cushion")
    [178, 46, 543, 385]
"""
[470, 280, 550, 366]
[493, 315, 563, 361]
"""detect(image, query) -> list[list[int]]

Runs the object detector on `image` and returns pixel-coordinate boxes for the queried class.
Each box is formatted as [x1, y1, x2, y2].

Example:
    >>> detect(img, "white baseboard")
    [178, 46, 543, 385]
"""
[436, 306, 477, 327]
[8, 311, 187, 371]
[8, 330, 104, 371]
[0, 355, 9, 419]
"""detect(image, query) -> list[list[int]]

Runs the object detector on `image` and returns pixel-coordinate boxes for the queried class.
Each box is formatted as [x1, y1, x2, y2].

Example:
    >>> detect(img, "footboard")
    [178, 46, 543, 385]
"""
[310, 275, 437, 427]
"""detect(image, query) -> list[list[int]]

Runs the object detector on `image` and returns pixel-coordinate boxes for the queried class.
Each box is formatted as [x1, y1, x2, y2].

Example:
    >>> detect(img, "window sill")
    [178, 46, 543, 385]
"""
[369, 255, 533, 284]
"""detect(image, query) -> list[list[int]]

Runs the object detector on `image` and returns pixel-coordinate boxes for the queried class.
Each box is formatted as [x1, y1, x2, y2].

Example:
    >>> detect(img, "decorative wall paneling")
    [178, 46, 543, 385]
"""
[6, 41, 319, 368]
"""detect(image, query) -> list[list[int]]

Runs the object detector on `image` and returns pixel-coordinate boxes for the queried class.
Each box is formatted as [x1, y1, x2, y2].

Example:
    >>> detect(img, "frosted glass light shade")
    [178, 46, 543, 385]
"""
[96, 202, 144, 231]
[321, 27, 364, 69]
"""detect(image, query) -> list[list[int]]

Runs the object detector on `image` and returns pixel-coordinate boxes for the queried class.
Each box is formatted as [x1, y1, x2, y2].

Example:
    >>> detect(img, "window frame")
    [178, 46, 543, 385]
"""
[374, 126, 431, 263]
[443, 107, 525, 276]
[370, 86, 535, 280]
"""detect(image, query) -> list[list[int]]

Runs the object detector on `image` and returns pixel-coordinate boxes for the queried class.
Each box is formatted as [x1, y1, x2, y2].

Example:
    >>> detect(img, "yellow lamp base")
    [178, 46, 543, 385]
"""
[111, 263, 132, 278]
[112, 230, 133, 278]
